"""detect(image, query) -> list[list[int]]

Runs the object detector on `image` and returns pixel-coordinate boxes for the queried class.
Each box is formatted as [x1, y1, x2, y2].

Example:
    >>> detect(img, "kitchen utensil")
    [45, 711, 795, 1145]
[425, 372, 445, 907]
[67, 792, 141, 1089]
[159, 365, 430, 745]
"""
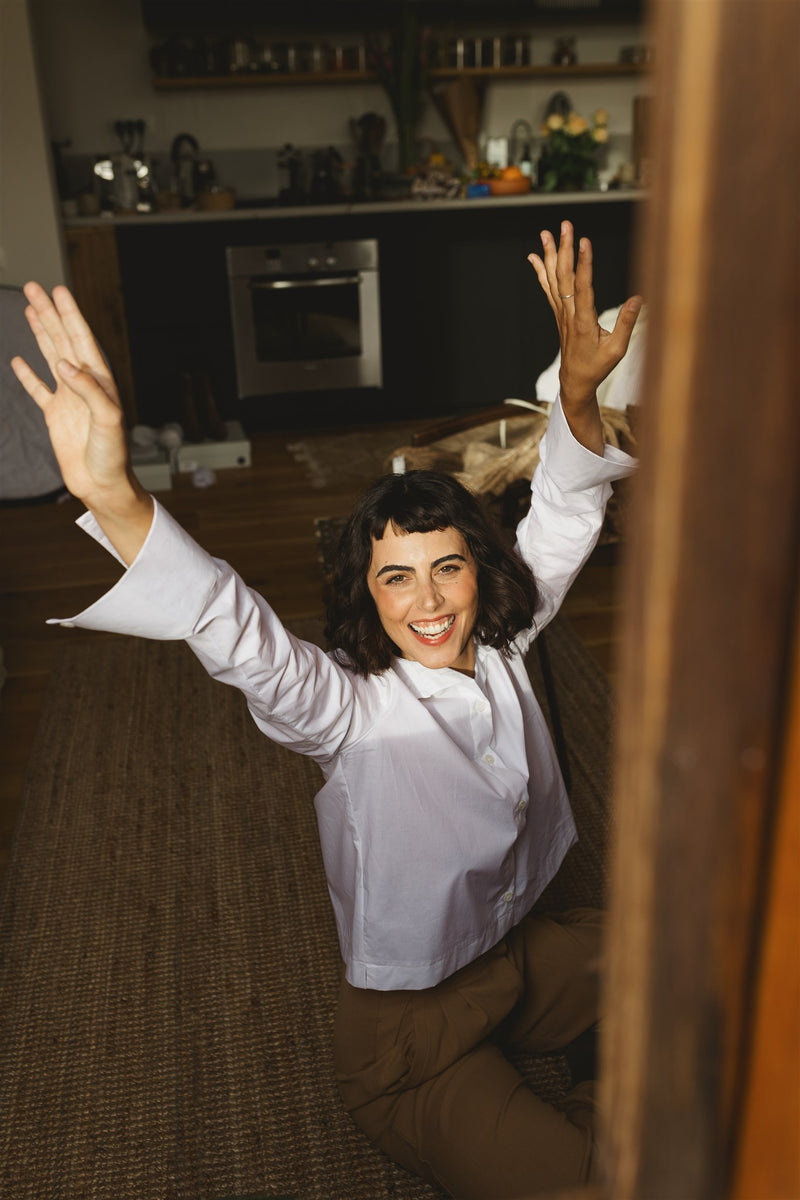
[170, 132, 200, 205]
[277, 143, 306, 204]
[109, 121, 140, 211]
[310, 147, 343, 204]
[509, 119, 534, 169]
[430, 78, 484, 171]
[194, 158, 217, 193]
[351, 113, 386, 200]
[352, 112, 386, 156]
[130, 119, 157, 211]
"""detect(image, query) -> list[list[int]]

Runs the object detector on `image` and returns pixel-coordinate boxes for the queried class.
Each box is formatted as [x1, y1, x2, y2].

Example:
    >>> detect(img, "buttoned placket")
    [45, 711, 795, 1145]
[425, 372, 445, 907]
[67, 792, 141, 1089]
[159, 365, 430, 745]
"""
[462, 672, 525, 910]
[470, 690, 495, 763]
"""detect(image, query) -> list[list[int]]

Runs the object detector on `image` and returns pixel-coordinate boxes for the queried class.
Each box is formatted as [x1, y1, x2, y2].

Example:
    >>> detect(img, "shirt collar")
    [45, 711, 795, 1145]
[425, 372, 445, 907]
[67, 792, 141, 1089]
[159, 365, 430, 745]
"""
[391, 646, 487, 698]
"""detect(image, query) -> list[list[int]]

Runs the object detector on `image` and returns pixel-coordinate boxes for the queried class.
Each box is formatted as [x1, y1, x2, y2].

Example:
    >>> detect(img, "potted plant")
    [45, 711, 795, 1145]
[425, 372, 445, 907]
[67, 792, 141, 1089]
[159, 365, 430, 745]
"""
[539, 109, 609, 192]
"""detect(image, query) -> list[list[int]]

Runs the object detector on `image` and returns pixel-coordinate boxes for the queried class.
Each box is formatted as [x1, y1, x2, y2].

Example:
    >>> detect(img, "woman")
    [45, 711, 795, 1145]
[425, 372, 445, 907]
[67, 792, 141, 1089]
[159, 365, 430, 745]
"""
[12, 222, 641, 1199]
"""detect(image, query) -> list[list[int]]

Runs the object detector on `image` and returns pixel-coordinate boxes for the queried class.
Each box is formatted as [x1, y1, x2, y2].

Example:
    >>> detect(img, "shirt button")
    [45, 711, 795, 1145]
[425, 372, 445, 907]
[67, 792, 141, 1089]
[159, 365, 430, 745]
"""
[502, 891, 514, 903]
[474, 700, 487, 713]
[484, 753, 495, 765]
[516, 799, 528, 814]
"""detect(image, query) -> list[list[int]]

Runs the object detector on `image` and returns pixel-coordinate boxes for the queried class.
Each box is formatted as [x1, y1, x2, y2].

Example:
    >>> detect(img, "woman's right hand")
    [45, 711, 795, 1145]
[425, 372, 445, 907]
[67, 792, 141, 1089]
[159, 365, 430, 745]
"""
[527, 222, 642, 455]
[11, 282, 154, 564]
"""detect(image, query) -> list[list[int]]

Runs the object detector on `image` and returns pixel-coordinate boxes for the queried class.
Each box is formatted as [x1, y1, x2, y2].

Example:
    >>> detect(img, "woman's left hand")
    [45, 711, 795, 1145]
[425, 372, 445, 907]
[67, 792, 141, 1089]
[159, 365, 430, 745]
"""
[528, 220, 642, 454]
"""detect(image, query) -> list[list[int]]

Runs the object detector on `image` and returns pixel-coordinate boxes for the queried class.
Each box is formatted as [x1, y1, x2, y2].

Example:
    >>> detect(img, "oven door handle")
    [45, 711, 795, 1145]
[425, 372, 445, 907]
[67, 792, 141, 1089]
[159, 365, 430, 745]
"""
[249, 274, 360, 290]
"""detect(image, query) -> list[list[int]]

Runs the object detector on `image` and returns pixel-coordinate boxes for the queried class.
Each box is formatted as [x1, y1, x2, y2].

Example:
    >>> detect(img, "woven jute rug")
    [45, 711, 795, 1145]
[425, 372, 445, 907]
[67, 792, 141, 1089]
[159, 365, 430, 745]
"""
[0, 616, 611, 1200]
[287, 423, 419, 491]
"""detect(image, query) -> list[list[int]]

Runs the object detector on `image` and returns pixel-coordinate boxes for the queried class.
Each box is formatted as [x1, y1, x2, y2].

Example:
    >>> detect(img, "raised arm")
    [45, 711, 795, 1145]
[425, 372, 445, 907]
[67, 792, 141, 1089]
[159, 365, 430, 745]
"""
[527, 220, 642, 454]
[11, 283, 153, 565]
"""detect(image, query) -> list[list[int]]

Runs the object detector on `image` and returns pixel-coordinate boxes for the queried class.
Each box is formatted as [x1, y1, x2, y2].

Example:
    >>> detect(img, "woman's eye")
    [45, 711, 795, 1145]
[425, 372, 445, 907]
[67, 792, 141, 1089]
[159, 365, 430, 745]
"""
[437, 563, 459, 576]
[385, 573, 407, 585]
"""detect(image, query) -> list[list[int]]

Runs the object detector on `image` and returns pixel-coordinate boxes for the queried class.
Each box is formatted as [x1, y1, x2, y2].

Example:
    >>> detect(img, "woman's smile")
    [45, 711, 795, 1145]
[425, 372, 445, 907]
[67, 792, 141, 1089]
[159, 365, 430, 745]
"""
[367, 523, 479, 672]
[409, 614, 456, 642]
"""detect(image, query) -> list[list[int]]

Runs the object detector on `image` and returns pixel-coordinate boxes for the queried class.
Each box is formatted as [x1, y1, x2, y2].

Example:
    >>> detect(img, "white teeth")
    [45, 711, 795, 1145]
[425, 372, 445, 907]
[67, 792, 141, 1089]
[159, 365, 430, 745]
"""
[409, 615, 455, 638]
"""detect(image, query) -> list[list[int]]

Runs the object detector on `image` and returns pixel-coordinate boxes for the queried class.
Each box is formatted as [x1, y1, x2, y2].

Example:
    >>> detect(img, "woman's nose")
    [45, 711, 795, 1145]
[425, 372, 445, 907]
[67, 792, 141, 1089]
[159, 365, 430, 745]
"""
[418, 579, 443, 611]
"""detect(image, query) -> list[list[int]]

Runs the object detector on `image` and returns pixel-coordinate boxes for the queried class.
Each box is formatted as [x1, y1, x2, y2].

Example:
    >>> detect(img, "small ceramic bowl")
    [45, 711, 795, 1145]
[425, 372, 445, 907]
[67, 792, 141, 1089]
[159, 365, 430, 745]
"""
[197, 187, 237, 211]
[488, 177, 532, 195]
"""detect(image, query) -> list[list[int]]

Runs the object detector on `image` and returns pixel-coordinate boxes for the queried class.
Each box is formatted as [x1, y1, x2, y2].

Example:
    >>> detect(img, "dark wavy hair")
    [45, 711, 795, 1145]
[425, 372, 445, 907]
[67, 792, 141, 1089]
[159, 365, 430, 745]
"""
[324, 470, 540, 676]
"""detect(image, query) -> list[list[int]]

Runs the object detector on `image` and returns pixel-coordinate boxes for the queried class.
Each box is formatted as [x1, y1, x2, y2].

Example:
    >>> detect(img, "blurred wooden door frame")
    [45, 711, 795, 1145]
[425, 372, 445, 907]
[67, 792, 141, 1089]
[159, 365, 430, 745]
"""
[557, 0, 800, 1197]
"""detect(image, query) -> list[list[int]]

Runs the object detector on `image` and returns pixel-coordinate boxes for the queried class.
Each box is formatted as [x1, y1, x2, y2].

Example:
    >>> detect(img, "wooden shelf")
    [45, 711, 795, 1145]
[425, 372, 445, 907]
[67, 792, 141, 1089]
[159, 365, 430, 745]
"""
[429, 63, 644, 79]
[151, 62, 645, 90]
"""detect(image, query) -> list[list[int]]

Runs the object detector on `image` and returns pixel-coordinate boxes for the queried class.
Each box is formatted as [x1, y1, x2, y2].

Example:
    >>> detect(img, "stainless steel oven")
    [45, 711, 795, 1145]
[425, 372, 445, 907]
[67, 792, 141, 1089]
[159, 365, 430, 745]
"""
[226, 239, 382, 398]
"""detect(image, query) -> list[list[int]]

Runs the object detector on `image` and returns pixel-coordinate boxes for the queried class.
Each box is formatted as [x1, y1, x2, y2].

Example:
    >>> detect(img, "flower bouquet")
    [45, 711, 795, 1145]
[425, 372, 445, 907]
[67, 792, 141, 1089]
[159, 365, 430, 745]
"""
[538, 109, 609, 192]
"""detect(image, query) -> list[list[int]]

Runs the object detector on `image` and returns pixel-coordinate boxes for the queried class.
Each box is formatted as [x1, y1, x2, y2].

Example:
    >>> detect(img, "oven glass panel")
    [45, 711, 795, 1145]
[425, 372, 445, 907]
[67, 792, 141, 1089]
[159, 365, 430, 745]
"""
[251, 276, 362, 363]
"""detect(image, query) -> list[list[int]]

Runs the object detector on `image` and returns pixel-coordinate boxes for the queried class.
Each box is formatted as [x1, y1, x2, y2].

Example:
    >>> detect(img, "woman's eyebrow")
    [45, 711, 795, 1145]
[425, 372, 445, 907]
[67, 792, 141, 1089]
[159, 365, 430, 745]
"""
[375, 562, 413, 578]
[375, 553, 466, 579]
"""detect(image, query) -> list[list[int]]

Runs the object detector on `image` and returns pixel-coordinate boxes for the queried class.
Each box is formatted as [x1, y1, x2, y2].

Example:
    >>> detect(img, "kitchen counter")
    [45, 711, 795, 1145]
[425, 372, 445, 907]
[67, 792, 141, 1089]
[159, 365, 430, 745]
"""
[63, 187, 645, 228]
[65, 189, 641, 431]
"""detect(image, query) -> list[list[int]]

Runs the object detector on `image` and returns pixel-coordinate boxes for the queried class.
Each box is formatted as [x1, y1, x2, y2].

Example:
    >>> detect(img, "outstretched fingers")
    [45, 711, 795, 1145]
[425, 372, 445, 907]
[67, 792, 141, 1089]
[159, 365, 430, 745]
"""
[10, 352, 54, 412]
[553, 221, 577, 305]
[526, 249, 554, 309]
[573, 237, 597, 322]
[55, 357, 123, 427]
[51, 285, 111, 380]
[608, 295, 644, 360]
[529, 222, 594, 318]
[22, 282, 78, 373]
[13, 338, 121, 429]
[527, 228, 565, 314]
[21, 282, 110, 390]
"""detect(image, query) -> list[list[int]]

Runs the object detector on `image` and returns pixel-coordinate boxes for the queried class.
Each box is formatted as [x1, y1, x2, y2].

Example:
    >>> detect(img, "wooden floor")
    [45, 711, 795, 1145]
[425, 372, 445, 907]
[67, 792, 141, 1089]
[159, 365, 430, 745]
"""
[0, 425, 623, 880]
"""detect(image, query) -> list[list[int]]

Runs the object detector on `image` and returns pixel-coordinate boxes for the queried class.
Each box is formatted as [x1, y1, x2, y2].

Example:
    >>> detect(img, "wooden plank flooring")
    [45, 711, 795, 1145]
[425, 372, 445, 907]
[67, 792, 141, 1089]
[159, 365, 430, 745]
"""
[0, 425, 623, 878]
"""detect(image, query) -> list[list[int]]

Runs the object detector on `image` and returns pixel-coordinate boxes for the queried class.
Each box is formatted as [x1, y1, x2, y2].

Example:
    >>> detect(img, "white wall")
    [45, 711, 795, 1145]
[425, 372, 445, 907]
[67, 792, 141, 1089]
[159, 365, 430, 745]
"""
[0, 0, 66, 289]
[29, 0, 649, 186]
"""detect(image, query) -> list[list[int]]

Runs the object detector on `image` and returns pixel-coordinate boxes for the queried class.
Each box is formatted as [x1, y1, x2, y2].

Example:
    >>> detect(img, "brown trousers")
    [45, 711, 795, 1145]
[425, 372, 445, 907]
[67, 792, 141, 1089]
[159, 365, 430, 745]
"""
[333, 908, 603, 1200]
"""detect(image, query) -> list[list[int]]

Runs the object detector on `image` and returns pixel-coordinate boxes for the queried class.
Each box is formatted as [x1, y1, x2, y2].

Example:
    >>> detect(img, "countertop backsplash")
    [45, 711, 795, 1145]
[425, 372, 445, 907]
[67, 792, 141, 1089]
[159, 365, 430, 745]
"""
[60, 129, 636, 222]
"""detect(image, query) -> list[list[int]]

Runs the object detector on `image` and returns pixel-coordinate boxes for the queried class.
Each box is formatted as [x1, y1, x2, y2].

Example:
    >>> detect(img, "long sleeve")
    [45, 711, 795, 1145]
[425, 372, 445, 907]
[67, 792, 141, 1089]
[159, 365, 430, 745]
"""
[514, 396, 636, 644]
[48, 501, 384, 763]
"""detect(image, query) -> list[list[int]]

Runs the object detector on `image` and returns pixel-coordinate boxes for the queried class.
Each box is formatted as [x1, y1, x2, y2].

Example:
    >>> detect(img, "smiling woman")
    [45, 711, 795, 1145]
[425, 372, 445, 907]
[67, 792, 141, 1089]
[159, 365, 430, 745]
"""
[325, 467, 540, 678]
[11, 221, 641, 1199]
[367, 525, 479, 672]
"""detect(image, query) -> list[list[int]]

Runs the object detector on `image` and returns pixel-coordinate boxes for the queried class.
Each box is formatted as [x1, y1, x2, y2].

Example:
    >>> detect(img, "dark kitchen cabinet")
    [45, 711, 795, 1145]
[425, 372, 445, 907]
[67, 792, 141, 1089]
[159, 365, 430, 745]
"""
[141, 1, 644, 33]
[376, 200, 638, 421]
[115, 198, 640, 432]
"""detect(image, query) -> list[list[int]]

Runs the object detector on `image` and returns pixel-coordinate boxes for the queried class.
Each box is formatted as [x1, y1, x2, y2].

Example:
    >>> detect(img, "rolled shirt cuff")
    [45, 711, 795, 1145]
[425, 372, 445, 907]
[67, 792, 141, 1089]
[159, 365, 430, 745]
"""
[47, 499, 221, 639]
[541, 394, 637, 494]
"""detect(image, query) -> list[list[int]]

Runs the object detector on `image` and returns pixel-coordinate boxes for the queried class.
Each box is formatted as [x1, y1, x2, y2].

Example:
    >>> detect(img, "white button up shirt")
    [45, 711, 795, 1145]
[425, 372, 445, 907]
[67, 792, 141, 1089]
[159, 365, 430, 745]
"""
[52, 399, 635, 990]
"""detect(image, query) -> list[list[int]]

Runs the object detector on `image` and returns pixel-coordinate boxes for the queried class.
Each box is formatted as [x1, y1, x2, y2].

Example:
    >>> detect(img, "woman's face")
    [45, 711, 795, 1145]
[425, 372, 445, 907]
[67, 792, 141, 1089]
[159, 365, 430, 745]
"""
[367, 522, 479, 672]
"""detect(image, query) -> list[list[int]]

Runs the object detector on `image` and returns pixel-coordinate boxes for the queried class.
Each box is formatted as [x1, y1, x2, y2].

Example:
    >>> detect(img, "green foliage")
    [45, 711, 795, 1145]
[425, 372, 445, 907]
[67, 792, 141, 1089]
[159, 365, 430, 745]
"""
[539, 110, 608, 192]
